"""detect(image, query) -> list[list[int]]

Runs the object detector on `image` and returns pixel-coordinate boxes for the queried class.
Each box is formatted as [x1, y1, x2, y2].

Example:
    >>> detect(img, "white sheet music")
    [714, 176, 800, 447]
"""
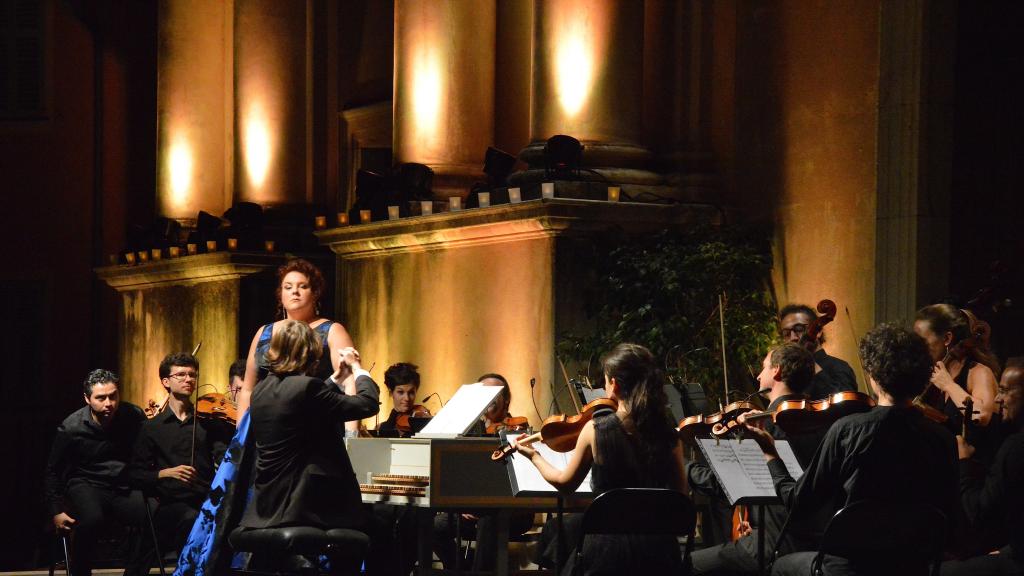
[697, 438, 804, 505]
[504, 433, 594, 496]
[416, 383, 504, 438]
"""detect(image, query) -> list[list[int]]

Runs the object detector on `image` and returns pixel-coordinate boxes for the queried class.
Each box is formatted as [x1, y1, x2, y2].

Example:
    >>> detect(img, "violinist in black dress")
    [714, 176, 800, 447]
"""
[514, 343, 689, 576]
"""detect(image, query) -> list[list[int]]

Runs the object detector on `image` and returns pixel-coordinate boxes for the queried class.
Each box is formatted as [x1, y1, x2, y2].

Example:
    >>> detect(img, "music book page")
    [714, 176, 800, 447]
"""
[504, 433, 594, 497]
[696, 438, 804, 505]
[416, 383, 504, 438]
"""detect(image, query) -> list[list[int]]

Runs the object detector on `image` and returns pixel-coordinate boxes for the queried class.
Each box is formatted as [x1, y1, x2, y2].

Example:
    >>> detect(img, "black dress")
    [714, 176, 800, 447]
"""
[555, 409, 685, 576]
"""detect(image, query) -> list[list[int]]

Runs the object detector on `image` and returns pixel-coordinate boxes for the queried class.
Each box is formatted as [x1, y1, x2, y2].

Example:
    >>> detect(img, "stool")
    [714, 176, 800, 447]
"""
[229, 526, 369, 576]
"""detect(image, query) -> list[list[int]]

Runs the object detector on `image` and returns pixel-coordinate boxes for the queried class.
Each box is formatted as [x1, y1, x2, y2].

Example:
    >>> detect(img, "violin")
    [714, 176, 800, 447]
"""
[491, 398, 618, 461]
[395, 404, 432, 436]
[677, 400, 760, 445]
[485, 416, 530, 435]
[713, 391, 876, 438]
[196, 392, 238, 425]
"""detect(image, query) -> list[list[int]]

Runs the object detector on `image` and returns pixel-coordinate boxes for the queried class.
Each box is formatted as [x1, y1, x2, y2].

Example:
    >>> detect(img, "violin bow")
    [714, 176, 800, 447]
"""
[718, 293, 730, 402]
[558, 357, 582, 413]
[843, 307, 870, 393]
[190, 341, 202, 468]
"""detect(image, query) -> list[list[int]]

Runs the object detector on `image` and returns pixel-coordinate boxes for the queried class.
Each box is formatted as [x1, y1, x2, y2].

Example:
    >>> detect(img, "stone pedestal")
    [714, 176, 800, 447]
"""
[317, 199, 718, 426]
[95, 253, 289, 408]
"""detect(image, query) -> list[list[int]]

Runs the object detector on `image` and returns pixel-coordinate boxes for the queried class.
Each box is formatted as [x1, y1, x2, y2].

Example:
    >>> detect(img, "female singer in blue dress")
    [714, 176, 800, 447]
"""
[175, 258, 363, 576]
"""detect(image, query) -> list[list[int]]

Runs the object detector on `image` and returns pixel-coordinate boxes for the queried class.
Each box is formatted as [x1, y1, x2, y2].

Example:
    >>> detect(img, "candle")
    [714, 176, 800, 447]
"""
[124, 252, 136, 265]
[264, 240, 276, 253]
[137, 251, 149, 263]
[168, 246, 181, 258]
[508, 187, 521, 203]
[314, 215, 327, 230]
[420, 200, 434, 215]
[607, 186, 621, 202]
[541, 182, 555, 199]
[337, 212, 349, 225]
[150, 248, 162, 261]
[227, 238, 238, 251]
[186, 243, 198, 256]
[206, 240, 217, 252]
[449, 196, 462, 211]
[359, 209, 372, 224]
[388, 206, 401, 220]
[477, 192, 491, 208]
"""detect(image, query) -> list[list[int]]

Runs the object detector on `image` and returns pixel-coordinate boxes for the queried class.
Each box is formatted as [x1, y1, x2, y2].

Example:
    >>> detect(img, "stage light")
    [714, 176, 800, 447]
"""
[544, 135, 583, 180]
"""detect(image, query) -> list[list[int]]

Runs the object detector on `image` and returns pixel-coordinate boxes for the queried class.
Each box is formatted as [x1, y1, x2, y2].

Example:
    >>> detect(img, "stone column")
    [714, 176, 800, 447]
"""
[156, 0, 233, 223]
[393, 0, 496, 199]
[234, 0, 312, 206]
[516, 0, 661, 192]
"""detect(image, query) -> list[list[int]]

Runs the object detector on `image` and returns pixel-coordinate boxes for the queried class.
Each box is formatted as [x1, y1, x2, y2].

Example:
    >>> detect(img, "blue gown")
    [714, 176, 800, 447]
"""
[174, 321, 335, 576]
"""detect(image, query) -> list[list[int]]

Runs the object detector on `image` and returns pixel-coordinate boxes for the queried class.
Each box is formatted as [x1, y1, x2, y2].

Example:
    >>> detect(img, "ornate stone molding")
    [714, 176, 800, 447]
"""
[94, 252, 284, 291]
[316, 198, 720, 259]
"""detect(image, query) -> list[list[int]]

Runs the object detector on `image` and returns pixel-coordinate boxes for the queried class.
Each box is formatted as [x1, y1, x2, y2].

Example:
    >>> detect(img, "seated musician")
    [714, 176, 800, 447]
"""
[44, 369, 146, 576]
[742, 323, 958, 576]
[237, 321, 379, 568]
[227, 358, 246, 403]
[690, 343, 830, 576]
[779, 304, 857, 399]
[377, 362, 422, 436]
[127, 353, 233, 576]
[941, 357, 1024, 576]
[913, 303, 999, 429]
[434, 373, 534, 571]
[515, 343, 689, 575]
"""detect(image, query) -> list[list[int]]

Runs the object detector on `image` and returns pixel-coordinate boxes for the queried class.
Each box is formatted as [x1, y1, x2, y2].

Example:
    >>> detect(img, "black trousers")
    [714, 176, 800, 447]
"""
[691, 532, 761, 576]
[64, 483, 146, 576]
[125, 499, 199, 576]
[941, 547, 1024, 576]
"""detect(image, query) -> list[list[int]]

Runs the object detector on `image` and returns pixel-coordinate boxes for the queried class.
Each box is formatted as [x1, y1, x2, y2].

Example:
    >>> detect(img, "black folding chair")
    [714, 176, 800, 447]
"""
[572, 488, 696, 576]
[812, 500, 946, 576]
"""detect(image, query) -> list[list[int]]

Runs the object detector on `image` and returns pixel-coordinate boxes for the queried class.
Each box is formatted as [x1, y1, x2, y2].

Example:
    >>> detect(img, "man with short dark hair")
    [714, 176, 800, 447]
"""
[128, 353, 232, 575]
[690, 343, 827, 576]
[941, 357, 1024, 575]
[779, 304, 858, 399]
[744, 324, 958, 576]
[45, 369, 146, 576]
[228, 358, 246, 402]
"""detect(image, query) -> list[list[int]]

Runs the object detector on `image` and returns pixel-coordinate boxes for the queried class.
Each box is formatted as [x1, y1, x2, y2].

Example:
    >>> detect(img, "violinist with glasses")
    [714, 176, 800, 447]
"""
[127, 353, 232, 576]
[941, 357, 1024, 576]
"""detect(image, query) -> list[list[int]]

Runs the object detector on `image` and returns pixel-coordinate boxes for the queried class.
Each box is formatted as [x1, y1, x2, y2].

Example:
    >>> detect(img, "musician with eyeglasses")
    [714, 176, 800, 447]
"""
[127, 353, 232, 576]
[779, 304, 858, 399]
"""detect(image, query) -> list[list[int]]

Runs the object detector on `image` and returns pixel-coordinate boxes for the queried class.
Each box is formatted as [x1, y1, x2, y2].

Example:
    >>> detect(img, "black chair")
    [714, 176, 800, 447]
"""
[811, 500, 946, 576]
[229, 526, 369, 576]
[571, 488, 696, 576]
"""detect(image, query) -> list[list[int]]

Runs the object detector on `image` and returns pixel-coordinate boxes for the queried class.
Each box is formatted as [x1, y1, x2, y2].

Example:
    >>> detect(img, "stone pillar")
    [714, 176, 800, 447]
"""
[393, 0, 496, 199]
[234, 0, 312, 206]
[516, 0, 661, 192]
[156, 0, 233, 223]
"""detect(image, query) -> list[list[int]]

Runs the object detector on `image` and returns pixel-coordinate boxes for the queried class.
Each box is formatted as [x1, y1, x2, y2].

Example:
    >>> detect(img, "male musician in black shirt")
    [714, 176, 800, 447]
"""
[744, 323, 958, 576]
[941, 357, 1024, 575]
[780, 304, 858, 399]
[127, 353, 232, 575]
[44, 369, 146, 576]
[689, 343, 829, 576]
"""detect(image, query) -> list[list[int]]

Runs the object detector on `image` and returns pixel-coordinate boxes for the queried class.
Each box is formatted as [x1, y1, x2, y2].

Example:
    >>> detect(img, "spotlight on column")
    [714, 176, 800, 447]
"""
[188, 210, 225, 251]
[223, 202, 264, 250]
[395, 163, 434, 201]
[544, 135, 583, 180]
[469, 147, 517, 207]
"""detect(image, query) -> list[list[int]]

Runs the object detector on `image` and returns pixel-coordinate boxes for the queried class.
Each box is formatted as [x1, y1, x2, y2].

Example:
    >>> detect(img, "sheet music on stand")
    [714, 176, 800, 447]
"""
[696, 438, 804, 505]
[415, 383, 504, 438]
[503, 433, 594, 498]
